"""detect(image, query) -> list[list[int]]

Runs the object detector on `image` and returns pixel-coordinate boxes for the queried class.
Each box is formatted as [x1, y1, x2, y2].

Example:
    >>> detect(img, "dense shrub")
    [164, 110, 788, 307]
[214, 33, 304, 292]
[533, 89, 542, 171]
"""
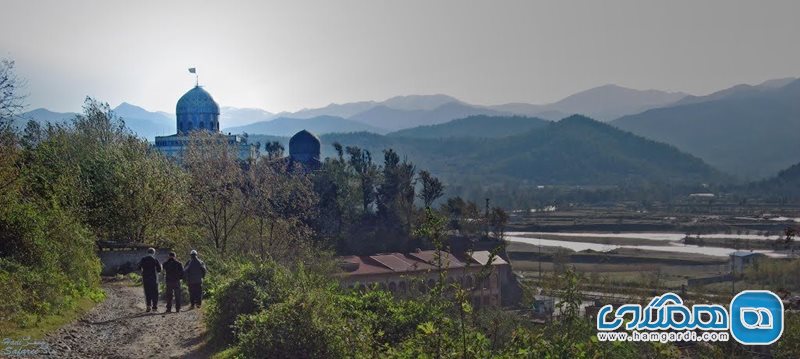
[775, 312, 800, 359]
[206, 263, 291, 345]
[745, 258, 800, 291]
[336, 289, 438, 347]
[235, 289, 364, 358]
[0, 98, 179, 328]
[0, 201, 102, 326]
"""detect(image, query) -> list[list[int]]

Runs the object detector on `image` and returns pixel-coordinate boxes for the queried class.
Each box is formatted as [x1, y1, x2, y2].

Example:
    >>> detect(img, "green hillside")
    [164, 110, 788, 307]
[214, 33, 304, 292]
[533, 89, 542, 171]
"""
[252, 115, 723, 189]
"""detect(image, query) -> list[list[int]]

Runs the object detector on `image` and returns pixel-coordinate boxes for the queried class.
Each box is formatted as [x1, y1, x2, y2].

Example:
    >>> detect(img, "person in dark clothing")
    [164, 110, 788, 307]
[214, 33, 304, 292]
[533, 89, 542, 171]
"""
[162, 252, 184, 313]
[184, 250, 207, 309]
[137, 248, 162, 312]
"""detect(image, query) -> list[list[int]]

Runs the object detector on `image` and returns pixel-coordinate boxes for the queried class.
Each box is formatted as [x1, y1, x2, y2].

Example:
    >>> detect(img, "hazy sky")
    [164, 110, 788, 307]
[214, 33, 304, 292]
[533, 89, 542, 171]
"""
[2, 0, 800, 113]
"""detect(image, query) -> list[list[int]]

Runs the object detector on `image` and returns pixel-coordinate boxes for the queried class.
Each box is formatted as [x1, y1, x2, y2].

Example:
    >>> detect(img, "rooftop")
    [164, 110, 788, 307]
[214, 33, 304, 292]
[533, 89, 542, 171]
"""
[339, 250, 508, 276]
[730, 251, 766, 257]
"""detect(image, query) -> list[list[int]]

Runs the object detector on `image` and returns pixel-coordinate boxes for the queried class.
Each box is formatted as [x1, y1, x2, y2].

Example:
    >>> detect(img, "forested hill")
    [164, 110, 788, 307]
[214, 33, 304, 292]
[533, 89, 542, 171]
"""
[465, 115, 722, 185]
[387, 115, 549, 139]
[612, 79, 800, 180]
[250, 115, 724, 187]
[749, 162, 800, 198]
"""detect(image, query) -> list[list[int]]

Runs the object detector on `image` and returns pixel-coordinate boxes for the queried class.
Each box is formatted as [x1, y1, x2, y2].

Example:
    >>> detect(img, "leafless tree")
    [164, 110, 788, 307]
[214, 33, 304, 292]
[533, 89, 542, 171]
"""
[0, 59, 26, 127]
[249, 158, 318, 260]
[184, 131, 249, 255]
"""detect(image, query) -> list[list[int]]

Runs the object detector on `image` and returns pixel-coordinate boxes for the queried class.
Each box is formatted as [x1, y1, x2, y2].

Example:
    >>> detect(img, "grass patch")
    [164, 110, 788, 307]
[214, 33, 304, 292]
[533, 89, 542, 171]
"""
[210, 347, 239, 359]
[0, 297, 97, 344]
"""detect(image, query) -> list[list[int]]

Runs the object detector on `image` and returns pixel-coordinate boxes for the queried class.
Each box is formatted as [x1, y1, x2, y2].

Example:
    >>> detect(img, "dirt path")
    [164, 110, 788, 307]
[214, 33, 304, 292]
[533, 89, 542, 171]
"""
[43, 279, 210, 358]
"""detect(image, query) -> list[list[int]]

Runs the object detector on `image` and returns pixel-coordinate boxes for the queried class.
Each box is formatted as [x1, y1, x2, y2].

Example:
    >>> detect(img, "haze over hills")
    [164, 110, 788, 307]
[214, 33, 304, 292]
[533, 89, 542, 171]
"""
[387, 115, 549, 139]
[747, 161, 800, 199]
[225, 115, 385, 137]
[15, 103, 174, 140]
[221, 85, 692, 132]
[251, 115, 722, 188]
[18, 76, 800, 183]
[13, 108, 76, 127]
[671, 77, 797, 107]
[541, 85, 688, 121]
[113, 102, 173, 139]
[348, 102, 512, 131]
[275, 101, 377, 120]
[613, 78, 800, 180]
[19, 83, 695, 139]
[220, 106, 273, 128]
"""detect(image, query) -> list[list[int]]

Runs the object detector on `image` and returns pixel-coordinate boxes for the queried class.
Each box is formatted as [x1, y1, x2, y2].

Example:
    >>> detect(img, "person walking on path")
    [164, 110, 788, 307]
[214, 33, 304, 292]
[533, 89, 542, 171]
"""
[162, 252, 184, 313]
[184, 250, 207, 309]
[137, 248, 162, 312]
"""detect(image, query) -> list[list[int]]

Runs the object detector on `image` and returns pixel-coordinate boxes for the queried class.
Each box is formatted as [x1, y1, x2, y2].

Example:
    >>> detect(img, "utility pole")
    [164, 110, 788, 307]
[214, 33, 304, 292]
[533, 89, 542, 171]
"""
[484, 198, 490, 239]
[731, 255, 735, 297]
[538, 238, 542, 280]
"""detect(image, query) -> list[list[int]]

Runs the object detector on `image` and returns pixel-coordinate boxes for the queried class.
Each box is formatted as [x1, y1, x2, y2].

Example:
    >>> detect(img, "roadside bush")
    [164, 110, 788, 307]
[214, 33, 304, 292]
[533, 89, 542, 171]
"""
[744, 259, 800, 291]
[235, 289, 362, 359]
[0, 202, 102, 326]
[206, 262, 291, 345]
[774, 312, 800, 358]
[337, 289, 439, 347]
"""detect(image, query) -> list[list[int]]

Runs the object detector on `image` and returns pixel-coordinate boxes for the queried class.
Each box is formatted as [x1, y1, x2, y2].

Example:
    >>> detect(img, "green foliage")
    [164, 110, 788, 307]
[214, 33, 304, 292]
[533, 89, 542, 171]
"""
[0, 97, 186, 328]
[206, 262, 291, 345]
[313, 144, 424, 255]
[774, 312, 800, 359]
[235, 288, 362, 359]
[336, 289, 438, 347]
[210, 250, 685, 359]
[0, 187, 103, 326]
[744, 258, 800, 291]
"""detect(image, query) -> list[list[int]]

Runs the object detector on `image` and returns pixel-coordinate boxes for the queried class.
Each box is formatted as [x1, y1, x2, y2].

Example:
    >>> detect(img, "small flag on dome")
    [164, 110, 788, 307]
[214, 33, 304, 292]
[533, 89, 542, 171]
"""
[188, 68, 196, 74]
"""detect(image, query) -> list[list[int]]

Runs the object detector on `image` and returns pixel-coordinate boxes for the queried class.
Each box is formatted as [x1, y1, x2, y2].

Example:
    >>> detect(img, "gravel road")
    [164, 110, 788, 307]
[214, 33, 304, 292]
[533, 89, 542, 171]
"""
[41, 279, 209, 358]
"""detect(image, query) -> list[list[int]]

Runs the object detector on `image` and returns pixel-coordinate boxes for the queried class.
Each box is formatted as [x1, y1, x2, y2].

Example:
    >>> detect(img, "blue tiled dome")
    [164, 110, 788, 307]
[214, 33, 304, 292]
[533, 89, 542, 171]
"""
[176, 86, 220, 115]
[175, 86, 220, 134]
[289, 130, 321, 162]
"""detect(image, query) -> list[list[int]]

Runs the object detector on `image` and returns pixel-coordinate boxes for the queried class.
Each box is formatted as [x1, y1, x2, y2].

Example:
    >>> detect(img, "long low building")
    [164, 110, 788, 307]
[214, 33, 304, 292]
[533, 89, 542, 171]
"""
[338, 250, 510, 308]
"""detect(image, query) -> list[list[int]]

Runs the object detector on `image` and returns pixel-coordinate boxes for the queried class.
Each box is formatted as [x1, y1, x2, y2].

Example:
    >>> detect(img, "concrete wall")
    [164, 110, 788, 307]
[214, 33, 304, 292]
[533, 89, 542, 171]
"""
[97, 249, 171, 276]
[687, 273, 734, 287]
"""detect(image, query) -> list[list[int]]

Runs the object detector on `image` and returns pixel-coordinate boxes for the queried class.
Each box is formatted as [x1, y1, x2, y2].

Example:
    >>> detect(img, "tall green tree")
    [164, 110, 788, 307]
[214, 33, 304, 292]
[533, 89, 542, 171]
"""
[346, 146, 378, 214]
[417, 170, 444, 208]
[377, 149, 416, 235]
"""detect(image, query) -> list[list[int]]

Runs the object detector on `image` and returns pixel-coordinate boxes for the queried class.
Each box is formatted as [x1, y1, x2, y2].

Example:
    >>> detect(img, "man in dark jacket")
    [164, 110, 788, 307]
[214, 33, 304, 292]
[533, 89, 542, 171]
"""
[184, 250, 207, 309]
[162, 252, 184, 313]
[137, 248, 162, 312]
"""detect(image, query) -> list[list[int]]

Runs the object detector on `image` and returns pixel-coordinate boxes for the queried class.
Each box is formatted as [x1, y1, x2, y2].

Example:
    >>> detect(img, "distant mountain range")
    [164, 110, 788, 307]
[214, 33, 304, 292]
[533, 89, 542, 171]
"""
[13, 108, 77, 126]
[220, 85, 686, 133]
[348, 102, 512, 132]
[387, 115, 549, 139]
[225, 115, 384, 137]
[17, 76, 800, 182]
[16, 83, 691, 139]
[613, 77, 800, 180]
[113, 102, 174, 139]
[748, 161, 800, 198]
[220, 106, 273, 128]
[13, 103, 174, 140]
[250, 115, 722, 187]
